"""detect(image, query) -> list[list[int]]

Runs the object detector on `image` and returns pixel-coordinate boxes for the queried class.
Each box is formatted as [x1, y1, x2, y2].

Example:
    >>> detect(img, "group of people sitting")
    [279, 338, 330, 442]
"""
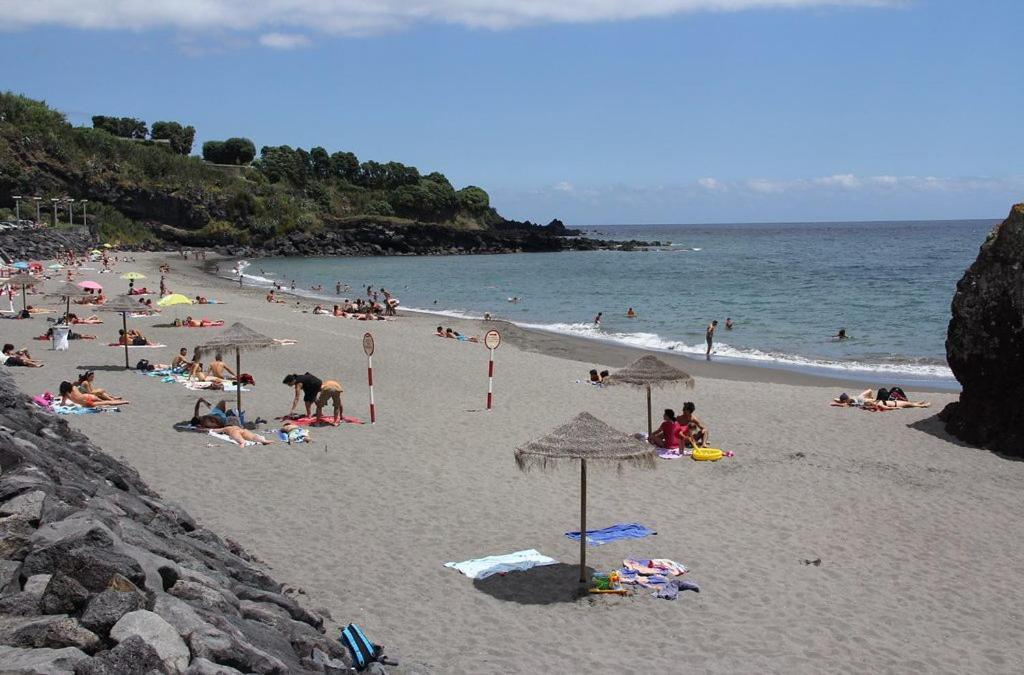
[2, 343, 43, 368]
[831, 387, 931, 410]
[58, 372, 130, 408]
[188, 398, 272, 445]
[647, 403, 709, 455]
[117, 328, 154, 346]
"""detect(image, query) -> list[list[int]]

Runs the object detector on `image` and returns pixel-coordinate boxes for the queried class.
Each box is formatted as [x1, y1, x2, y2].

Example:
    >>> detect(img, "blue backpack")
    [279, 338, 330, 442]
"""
[339, 623, 382, 671]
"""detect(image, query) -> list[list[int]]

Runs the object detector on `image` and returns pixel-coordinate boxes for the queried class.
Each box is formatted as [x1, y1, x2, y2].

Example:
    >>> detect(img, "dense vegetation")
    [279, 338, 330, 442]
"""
[0, 93, 551, 248]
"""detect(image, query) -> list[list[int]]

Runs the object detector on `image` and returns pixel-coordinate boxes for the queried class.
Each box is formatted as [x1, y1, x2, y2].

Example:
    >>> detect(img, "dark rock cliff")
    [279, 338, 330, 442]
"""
[941, 203, 1024, 455]
[0, 371, 396, 673]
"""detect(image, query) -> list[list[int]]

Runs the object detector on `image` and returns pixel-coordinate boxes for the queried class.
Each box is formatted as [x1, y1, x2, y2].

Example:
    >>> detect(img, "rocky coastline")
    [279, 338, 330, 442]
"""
[0, 370, 394, 673]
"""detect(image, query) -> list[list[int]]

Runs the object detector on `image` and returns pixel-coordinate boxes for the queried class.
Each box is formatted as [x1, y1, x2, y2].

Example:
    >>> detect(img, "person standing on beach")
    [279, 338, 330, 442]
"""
[284, 372, 323, 419]
[594, 312, 603, 326]
[336, 281, 342, 295]
[706, 320, 718, 358]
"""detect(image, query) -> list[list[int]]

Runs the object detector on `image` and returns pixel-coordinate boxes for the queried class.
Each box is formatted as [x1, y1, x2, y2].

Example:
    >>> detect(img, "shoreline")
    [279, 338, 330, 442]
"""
[198, 255, 959, 395]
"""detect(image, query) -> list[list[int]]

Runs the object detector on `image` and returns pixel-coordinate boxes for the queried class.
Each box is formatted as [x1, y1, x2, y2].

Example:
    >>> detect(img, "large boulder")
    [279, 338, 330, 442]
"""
[109, 610, 190, 673]
[943, 203, 1024, 454]
[0, 645, 89, 673]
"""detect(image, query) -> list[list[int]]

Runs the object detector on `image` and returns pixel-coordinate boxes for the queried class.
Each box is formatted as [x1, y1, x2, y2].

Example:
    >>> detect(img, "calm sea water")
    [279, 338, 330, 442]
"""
[235, 219, 995, 387]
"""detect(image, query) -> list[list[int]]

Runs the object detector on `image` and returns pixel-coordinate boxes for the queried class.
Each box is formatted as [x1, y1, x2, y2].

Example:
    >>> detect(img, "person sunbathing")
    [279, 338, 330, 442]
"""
[647, 409, 688, 454]
[189, 398, 235, 428]
[210, 426, 273, 445]
[312, 305, 329, 315]
[118, 329, 151, 346]
[58, 381, 128, 407]
[862, 398, 931, 411]
[75, 371, 119, 401]
[332, 305, 347, 317]
[45, 326, 95, 340]
[2, 343, 43, 367]
[436, 326, 446, 337]
[170, 347, 192, 371]
[208, 353, 236, 380]
[69, 314, 102, 324]
[196, 296, 209, 304]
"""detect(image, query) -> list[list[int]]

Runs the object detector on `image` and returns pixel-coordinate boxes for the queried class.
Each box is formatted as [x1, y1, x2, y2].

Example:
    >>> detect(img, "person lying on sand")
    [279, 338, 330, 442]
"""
[833, 389, 930, 409]
[436, 326, 446, 337]
[445, 328, 479, 342]
[67, 313, 102, 324]
[45, 326, 95, 340]
[2, 343, 43, 367]
[190, 398, 237, 428]
[589, 369, 609, 383]
[266, 290, 286, 304]
[59, 380, 128, 407]
[210, 426, 273, 445]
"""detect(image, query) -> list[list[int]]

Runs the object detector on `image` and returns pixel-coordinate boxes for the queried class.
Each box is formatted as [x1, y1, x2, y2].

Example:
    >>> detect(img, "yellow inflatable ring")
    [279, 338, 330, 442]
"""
[692, 447, 724, 461]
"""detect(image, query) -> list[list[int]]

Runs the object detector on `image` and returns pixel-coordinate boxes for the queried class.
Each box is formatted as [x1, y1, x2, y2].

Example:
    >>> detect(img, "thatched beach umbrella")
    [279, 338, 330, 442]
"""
[8, 272, 40, 314]
[45, 281, 93, 322]
[195, 322, 276, 414]
[515, 412, 656, 584]
[604, 355, 695, 436]
[100, 295, 146, 369]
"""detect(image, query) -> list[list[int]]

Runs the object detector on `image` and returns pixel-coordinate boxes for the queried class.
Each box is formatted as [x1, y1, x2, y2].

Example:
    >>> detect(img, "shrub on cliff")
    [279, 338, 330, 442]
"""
[202, 137, 256, 165]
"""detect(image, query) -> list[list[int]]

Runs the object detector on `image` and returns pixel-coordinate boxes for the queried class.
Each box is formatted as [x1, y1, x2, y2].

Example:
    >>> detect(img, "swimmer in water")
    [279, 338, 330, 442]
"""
[626, 307, 637, 319]
[594, 312, 603, 326]
[834, 328, 849, 340]
[725, 317, 733, 330]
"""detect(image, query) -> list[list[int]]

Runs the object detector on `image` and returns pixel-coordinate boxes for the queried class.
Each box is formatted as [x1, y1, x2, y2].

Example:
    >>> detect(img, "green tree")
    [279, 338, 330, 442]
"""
[151, 120, 196, 155]
[456, 186, 489, 213]
[91, 115, 147, 139]
[310, 146, 330, 180]
[203, 137, 255, 165]
[329, 151, 359, 181]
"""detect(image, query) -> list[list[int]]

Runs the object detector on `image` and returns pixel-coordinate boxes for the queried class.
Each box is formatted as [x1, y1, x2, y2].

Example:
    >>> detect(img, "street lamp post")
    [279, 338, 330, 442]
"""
[50, 198, 59, 228]
[80, 200, 89, 232]
[65, 198, 75, 226]
[12, 196, 21, 222]
[33, 197, 41, 224]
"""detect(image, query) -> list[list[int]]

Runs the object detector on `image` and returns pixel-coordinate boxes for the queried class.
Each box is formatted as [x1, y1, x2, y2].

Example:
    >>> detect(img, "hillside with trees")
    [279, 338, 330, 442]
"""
[0, 92, 584, 252]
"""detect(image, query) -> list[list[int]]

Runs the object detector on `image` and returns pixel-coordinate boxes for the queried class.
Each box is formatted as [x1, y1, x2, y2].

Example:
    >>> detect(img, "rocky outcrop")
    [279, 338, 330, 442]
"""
[942, 203, 1024, 455]
[0, 229, 96, 264]
[0, 370, 374, 673]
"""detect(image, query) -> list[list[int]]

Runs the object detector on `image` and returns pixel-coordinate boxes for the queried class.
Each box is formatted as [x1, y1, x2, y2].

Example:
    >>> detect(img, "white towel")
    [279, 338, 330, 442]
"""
[207, 430, 254, 447]
[444, 549, 557, 580]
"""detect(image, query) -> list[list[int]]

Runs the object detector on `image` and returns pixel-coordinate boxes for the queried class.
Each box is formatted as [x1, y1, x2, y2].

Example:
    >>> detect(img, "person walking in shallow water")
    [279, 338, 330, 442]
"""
[594, 312, 603, 326]
[706, 320, 718, 359]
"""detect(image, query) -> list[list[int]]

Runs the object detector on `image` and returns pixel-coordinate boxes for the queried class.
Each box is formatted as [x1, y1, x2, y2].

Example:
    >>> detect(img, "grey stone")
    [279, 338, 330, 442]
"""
[231, 586, 323, 630]
[41, 572, 91, 615]
[109, 610, 190, 673]
[0, 615, 100, 652]
[0, 645, 89, 674]
[0, 513, 35, 560]
[0, 591, 42, 616]
[73, 635, 168, 675]
[23, 573, 53, 595]
[152, 593, 211, 639]
[1, 489, 46, 523]
[184, 657, 245, 675]
[187, 623, 288, 674]
[0, 558, 21, 593]
[80, 583, 147, 636]
[169, 580, 239, 615]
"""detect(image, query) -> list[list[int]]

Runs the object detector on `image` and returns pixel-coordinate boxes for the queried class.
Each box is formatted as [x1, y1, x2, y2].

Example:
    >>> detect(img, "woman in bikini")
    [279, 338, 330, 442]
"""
[75, 371, 119, 402]
[58, 381, 129, 407]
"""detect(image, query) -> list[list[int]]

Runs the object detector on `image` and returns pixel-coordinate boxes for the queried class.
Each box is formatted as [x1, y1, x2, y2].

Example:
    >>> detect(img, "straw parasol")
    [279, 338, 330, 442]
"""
[195, 322, 276, 414]
[99, 295, 147, 369]
[515, 412, 656, 584]
[604, 355, 695, 436]
[45, 281, 93, 322]
[7, 272, 40, 314]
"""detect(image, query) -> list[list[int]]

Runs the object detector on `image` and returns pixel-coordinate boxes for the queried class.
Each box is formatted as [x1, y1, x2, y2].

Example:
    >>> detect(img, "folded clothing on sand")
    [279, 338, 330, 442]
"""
[565, 523, 656, 547]
[444, 549, 557, 580]
[620, 558, 689, 586]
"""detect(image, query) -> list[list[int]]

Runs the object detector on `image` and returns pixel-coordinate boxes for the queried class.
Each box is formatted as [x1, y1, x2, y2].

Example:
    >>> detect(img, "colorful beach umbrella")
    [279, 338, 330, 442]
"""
[77, 280, 103, 291]
[12, 262, 29, 270]
[157, 293, 193, 321]
[120, 272, 146, 280]
[515, 413, 657, 585]
[47, 263, 63, 270]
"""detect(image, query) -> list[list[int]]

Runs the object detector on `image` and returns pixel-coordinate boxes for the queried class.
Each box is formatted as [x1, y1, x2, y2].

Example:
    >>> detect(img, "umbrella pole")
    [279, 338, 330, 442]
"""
[21, 286, 27, 314]
[235, 348, 242, 416]
[646, 384, 652, 437]
[579, 458, 588, 584]
[122, 313, 129, 369]
[66, 297, 70, 324]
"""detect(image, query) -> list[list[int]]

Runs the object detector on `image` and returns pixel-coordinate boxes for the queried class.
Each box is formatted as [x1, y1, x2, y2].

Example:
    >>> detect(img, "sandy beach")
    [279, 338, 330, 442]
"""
[4, 252, 1023, 674]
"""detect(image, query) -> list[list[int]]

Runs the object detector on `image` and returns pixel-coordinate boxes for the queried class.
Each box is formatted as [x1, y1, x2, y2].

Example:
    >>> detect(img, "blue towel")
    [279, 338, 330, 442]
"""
[564, 523, 655, 546]
[52, 405, 119, 415]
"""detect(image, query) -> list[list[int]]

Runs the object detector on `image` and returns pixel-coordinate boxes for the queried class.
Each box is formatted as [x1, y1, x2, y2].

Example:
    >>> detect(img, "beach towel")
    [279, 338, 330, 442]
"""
[52, 404, 119, 415]
[652, 579, 700, 600]
[208, 430, 255, 447]
[444, 549, 557, 580]
[275, 415, 363, 426]
[107, 343, 166, 348]
[565, 523, 655, 547]
[277, 427, 311, 444]
[184, 382, 250, 391]
[622, 558, 688, 577]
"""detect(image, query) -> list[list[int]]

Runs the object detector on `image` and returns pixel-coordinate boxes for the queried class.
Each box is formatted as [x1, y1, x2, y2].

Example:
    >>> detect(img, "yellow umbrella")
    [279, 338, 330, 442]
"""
[157, 293, 192, 322]
[102, 243, 113, 248]
[120, 271, 146, 294]
[90, 249, 102, 255]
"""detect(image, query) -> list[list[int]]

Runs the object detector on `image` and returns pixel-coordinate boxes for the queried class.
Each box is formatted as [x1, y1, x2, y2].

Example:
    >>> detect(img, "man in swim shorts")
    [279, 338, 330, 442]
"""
[284, 372, 323, 418]
[705, 320, 718, 359]
[315, 380, 344, 423]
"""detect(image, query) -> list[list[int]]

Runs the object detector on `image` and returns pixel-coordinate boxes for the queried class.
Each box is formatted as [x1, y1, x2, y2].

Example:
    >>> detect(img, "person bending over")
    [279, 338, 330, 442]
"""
[315, 380, 344, 423]
[284, 372, 322, 418]
[58, 381, 128, 407]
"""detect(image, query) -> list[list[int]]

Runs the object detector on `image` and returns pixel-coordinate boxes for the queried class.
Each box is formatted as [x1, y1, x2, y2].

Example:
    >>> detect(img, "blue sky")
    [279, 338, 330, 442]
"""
[2, 0, 1021, 224]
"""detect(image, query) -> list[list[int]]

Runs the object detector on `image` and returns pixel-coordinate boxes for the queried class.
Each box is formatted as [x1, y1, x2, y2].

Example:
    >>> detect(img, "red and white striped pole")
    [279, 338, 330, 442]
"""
[484, 330, 501, 412]
[362, 333, 376, 425]
[486, 348, 495, 411]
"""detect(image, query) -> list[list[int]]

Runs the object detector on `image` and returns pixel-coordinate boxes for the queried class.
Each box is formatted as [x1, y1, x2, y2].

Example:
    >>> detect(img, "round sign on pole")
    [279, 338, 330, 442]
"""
[362, 332, 375, 356]
[484, 330, 501, 350]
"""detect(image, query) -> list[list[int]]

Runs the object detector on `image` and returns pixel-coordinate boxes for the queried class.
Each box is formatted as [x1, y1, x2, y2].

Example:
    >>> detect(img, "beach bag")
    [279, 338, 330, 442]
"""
[889, 387, 908, 401]
[238, 373, 255, 386]
[136, 359, 154, 372]
[876, 388, 890, 402]
[339, 623, 382, 671]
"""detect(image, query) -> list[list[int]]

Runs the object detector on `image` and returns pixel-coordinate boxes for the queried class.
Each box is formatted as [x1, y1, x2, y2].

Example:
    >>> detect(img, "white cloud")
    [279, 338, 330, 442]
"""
[0, 1, 901, 38]
[813, 173, 860, 188]
[697, 177, 725, 191]
[552, 181, 575, 193]
[258, 32, 312, 49]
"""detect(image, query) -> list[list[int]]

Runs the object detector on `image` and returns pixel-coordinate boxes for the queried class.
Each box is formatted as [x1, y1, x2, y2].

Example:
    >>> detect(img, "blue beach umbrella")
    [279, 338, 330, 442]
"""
[12, 262, 29, 270]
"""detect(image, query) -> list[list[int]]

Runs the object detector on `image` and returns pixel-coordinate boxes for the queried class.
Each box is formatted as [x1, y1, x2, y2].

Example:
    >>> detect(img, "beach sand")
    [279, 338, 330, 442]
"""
[4, 252, 1023, 674]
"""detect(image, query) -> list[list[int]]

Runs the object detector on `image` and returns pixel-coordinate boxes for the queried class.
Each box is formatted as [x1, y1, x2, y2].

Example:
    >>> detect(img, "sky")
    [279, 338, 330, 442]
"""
[2, 0, 1022, 225]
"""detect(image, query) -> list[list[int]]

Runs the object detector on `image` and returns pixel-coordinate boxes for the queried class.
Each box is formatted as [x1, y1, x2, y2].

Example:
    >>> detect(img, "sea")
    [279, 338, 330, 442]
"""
[229, 219, 996, 389]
